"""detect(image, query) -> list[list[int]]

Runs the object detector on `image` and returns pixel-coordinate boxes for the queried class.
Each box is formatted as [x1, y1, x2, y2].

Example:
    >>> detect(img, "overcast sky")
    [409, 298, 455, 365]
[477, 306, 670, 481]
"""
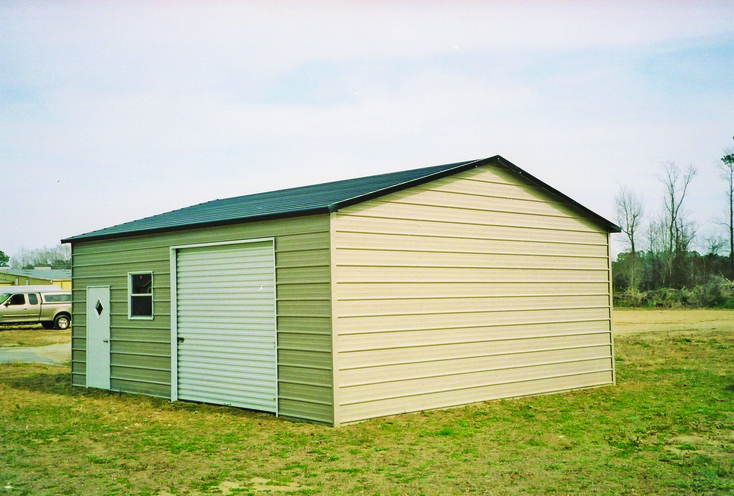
[1, 1, 732, 259]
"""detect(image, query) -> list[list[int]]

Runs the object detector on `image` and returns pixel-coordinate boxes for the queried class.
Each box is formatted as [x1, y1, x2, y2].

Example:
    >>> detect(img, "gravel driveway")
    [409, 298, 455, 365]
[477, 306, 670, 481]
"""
[0, 342, 71, 365]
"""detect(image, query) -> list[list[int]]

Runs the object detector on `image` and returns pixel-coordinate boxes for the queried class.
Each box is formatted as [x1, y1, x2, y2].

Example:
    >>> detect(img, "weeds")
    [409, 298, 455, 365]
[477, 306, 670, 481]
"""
[615, 277, 734, 308]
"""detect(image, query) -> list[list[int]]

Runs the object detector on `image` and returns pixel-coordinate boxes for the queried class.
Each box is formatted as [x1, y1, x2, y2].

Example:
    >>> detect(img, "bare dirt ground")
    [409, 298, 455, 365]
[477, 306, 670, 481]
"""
[614, 308, 734, 336]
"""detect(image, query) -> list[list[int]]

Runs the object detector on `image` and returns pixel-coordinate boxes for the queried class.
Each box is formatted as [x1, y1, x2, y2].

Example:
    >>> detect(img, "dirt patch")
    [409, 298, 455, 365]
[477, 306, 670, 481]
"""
[664, 433, 734, 466]
[219, 479, 305, 494]
[154, 479, 306, 496]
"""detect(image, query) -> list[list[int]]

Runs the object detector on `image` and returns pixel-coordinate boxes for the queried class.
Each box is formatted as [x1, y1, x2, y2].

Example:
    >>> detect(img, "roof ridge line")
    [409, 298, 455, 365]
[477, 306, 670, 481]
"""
[326, 156, 494, 212]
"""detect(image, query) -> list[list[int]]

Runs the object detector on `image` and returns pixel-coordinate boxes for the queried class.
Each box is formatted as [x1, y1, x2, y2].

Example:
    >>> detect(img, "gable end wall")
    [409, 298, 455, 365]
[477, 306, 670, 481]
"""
[331, 166, 614, 424]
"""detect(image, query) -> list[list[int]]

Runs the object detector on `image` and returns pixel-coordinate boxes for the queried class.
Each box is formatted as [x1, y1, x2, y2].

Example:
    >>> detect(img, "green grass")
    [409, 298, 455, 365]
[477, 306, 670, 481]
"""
[0, 324, 70, 348]
[1, 322, 733, 495]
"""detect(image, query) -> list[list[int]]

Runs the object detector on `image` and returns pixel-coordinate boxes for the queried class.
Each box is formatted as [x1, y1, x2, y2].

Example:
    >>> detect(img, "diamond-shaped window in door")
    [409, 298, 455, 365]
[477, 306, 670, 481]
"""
[95, 300, 104, 316]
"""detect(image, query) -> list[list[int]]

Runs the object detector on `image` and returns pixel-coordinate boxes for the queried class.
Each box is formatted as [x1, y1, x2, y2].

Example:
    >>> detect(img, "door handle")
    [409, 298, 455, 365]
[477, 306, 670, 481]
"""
[102, 339, 109, 344]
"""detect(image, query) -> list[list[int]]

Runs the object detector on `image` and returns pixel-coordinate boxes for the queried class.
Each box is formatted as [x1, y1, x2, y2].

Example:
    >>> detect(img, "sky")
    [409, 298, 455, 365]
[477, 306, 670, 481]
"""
[1, 1, 733, 260]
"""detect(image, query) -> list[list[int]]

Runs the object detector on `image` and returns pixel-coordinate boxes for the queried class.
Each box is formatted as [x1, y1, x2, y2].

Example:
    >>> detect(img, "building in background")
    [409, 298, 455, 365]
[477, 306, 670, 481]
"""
[0, 267, 72, 290]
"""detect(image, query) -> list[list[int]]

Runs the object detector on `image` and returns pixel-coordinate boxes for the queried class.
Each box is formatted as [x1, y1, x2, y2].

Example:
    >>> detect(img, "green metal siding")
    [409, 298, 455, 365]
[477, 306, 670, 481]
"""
[71, 214, 333, 424]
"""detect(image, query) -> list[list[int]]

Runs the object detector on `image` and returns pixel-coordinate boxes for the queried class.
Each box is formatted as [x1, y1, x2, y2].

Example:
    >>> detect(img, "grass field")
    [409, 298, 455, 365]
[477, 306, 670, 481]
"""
[1, 310, 733, 495]
[614, 308, 734, 335]
[0, 324, 70, 348]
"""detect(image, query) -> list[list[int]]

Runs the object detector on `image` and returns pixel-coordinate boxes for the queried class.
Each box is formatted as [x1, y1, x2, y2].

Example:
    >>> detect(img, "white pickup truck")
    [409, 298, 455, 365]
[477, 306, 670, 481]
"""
[0, 285, 72, 330]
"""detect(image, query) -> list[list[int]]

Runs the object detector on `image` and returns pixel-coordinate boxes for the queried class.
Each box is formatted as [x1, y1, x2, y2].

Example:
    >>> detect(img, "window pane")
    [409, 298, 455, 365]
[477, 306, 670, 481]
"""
[131, 273, 152, 294]
[131, 295, 152, 317]
[28, 294, 38, 305]
[44, 294, 71, 302]
[9, 294, 25, 305]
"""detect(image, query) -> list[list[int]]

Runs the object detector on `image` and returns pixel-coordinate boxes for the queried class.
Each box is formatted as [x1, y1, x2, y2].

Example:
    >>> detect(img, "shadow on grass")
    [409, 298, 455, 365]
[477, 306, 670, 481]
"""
[0, 364, 281, 422]
[0, 366, 84, 397]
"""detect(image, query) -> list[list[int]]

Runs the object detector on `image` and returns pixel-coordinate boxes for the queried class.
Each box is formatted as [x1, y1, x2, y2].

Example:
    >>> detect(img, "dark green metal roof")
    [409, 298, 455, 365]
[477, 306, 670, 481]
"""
[63, 155, 619, 243]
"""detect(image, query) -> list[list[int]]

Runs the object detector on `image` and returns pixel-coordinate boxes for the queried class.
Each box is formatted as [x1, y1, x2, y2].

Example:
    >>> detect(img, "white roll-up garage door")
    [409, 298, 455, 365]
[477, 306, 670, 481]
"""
[174, 240, 277, 413]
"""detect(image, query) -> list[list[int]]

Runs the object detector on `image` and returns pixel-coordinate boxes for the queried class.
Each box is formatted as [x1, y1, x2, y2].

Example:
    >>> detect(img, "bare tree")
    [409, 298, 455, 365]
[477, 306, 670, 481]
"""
[645, 217, 666, 289]
[10, 244, 71, 270]
[615, 185, 645, 256]
[701, 229, 725, 256]
[614, 184, 645, 290]
[658, 162, 697, 287]
[718, 147, 734, 279]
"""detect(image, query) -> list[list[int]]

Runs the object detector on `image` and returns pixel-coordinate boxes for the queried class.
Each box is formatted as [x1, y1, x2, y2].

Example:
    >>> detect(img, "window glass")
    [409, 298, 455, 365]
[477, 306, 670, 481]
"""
[132, 274, 152, 294]
[44, 293, 72, 302]
[28, 294, 39, 305]
[9, 294, 25, 305]
[131, 295, 153, 316]
[129, 273, 153, 318]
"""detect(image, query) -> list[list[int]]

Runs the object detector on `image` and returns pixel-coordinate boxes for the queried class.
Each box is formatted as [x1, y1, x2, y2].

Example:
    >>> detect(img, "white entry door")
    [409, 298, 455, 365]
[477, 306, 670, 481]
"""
[173, 240, 277, 413]
[87, 286, 111, 389]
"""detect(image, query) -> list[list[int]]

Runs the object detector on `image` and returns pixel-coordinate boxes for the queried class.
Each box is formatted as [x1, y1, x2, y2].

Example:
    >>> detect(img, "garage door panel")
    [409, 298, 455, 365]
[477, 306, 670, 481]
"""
[177, 272, 275, 283]
[177, 277, 274, 287]
[178, 326, 275, 336]
[179, 371, 277, 388]
[178, 307, 276, 317]
[177, 294, 277, 304]
[179, 350, 275, 361]
[177, 359, 277, 376]
[180, 314, 274, 322]
[176, 283, 275, 294]
[178, 251, 273, 263]
[178, 387, 275, 410]
[179, 345, 276, 357]
[175, 241, 277, 413]
[181, 334, 276, 344]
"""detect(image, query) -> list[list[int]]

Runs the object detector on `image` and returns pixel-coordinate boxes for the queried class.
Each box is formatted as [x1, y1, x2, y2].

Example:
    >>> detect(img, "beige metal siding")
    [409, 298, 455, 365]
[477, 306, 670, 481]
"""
[331, 166, 614, 424]
[71, 214, 333, 424]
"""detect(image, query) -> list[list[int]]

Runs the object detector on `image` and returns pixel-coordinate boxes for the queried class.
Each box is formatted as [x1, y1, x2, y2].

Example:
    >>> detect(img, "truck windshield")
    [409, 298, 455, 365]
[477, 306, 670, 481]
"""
[0, 293, 10, 304]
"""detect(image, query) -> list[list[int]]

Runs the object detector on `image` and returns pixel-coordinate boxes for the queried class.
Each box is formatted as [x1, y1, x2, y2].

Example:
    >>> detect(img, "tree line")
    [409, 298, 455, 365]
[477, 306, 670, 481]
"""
[613, 142, 734, 307]
[0, 245, 71, 270]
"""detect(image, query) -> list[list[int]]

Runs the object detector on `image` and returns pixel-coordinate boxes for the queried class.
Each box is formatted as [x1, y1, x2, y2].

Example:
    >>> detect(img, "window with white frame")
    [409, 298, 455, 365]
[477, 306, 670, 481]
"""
[129, 272, 153, 319]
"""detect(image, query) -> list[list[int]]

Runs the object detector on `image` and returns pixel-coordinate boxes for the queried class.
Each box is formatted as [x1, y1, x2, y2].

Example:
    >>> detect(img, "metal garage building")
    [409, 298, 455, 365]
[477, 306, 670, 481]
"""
[63, 155, 620, 426]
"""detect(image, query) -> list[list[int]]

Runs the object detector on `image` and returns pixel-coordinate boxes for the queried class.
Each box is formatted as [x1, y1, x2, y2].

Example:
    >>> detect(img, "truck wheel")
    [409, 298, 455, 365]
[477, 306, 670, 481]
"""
[54, 314, 71, 330]
[41, 322, 55, 330]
